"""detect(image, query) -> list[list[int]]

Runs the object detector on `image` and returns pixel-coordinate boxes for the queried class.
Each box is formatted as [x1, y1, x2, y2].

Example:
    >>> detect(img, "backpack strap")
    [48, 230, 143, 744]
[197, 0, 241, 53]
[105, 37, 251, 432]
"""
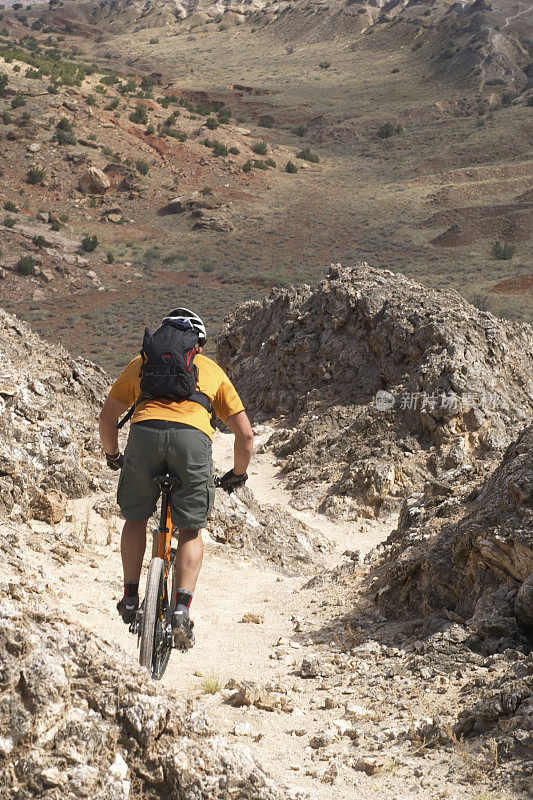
[116, 390, 214, 430]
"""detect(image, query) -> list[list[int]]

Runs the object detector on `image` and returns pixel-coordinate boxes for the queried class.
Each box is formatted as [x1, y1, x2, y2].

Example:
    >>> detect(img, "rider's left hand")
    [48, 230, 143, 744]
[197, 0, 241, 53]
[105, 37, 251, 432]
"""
[105, 451, 124, 470]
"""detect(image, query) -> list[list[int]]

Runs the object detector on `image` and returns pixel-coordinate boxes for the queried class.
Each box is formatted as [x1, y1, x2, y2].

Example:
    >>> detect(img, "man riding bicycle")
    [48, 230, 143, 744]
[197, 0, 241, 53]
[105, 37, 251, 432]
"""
[99, 307, 253, 650]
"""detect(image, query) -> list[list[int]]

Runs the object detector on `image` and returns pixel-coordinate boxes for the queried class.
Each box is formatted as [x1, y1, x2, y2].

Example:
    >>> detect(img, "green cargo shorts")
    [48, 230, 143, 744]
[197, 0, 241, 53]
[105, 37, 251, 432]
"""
[117, 423, 215, 529]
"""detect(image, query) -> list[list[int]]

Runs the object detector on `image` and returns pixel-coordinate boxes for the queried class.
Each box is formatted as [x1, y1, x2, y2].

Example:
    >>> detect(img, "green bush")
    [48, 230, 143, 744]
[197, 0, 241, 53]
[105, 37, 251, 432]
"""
[526, 95, 533, 107]
[17, 255, 35, 276]
[252, 140, 268, 155]
[106, 98, 120, 111]
[217, 111, 231, 124]
[264, 157, 276, 168]
[285, 160, 298, 173]
[201, 187, 213, 195]
[81, 234, 99, 252]
[0, 73, 7, 91]
[377, 122, 402, 139]
[3, 215, 16, 228]
[56, 117, 73, 131]
[485, 78, 506, 86]
[258, 116, 273, 128]
[253, 159, 268, 170]
[11, 96, 26, 109]
[149, 37, 159, 44]
[242, 160, 253, 173]
[391, 67, 400, 74]
[135, 159, 150, 175]
[54, 128, 76, 145]
[129, 104, 148, 125]
[32, 234, 49, 247]
[1, 110, 12, 125]
[50, 219, 61, 231]
[107, 250, 114, 263]
[229, 146, 240, 155]
[3, 200, 18, 212]
[296, 147, 319, 163]
[206, 116, 219, 130]
[146, 123, 155, 135]
[491, 240, 516, 260]
[319, 61, 331, 70]
[27, 166, 45, 184]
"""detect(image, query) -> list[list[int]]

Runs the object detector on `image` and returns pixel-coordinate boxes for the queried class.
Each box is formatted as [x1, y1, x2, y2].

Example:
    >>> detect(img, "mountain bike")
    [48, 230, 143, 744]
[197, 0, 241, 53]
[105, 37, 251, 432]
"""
[132, 475, 180, 680]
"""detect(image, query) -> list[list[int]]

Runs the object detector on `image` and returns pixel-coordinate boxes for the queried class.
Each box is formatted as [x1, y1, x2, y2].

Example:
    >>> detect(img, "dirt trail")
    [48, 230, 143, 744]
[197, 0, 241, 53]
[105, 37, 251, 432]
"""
[10, 430, 392, 800]
[502, 3, 533, 28]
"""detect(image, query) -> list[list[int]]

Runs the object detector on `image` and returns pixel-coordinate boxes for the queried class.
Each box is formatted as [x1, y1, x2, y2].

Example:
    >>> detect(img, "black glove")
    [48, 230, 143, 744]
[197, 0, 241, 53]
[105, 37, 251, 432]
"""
[105, 451, 124, 471]
[216, 469, 248, 494]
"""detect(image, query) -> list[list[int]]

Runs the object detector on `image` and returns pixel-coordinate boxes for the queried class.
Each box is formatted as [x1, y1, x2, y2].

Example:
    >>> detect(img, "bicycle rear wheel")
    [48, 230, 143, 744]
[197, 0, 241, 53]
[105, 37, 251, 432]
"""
[139, 557, 172, 679]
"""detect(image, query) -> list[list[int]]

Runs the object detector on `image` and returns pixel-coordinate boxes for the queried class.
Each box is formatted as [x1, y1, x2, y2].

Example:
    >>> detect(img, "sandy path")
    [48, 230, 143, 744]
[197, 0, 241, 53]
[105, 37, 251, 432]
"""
[23, 429, 393, 799]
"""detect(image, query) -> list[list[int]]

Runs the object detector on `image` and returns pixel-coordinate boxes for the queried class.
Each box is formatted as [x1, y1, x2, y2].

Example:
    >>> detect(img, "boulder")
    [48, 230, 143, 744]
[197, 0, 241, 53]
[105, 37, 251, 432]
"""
[30, 490, 67, 524]
[78, 167, 111, 195]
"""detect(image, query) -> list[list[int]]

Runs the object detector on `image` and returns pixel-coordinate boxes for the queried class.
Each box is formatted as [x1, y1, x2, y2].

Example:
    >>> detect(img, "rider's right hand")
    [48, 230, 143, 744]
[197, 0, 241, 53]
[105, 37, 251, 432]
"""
[105, 451, 124, 470]
[217, 469, 248, 494]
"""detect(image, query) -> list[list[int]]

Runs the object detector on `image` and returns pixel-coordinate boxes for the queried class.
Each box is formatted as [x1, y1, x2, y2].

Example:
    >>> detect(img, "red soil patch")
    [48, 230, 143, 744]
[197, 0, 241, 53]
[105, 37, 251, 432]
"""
[426, 197, 533, 247]
[490, 275, 533, 294]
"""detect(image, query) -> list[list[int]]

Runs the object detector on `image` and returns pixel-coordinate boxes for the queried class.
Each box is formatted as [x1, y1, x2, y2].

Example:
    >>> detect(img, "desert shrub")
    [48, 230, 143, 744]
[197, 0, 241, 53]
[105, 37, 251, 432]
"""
[252, 140, 268, 155]
[50, 219, 61, 231]
[206, 116, 219, 130]
[3, 214, 16, 227]
[106, 98, 120, 111]
[11, 95, 26, 109]
[149, 37, 159, 44]
[501, 92, 516, 107]
[242, 160, 252, 173]
[319, 61, 331, 70]
[129, 104, 148, 124]
[47, 83, 58, 94]
[217, 110, 231, 124]
[391, 67, 400, 73]
[258, 116, 273, 128]
[3, 200, 18, 212]
[107, 250, 114, 263]
[253, 159, 268, 170]
[285, 160, 298, 173]
[17, 255, 35, 275]
[491, 240, 516, 260]
[296, 146, 319, 163]
[32, 234, 49, 247]
[377, 122, 402, 139]
[135, 159, 150, 175]
[81, 234, 99, 252]
[146, 123, 155, 134]
[527, 96, 533, 107]
[201, 187, 213, 195]
[165, 128, 188, 141]
[229, 146, 239, 155]
[27, 166, 45, 184]
[485, 78, 506, 86]
[1, 110, 12, 124]
[25, 67, 41, 79]
[264, 157, 276, 167]
[0, 73, 7, 91]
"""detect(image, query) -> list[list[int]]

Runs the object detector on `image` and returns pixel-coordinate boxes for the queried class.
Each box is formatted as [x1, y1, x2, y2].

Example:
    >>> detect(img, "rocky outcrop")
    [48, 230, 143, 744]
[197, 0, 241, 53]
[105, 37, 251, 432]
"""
[217, 263, 533, 518]
[0, 309, 108, 520]
[210, 487, 327, 574]
[0, 597, 285, 800]
[78, 167, 111, 195]
[373, 425, 532, 633]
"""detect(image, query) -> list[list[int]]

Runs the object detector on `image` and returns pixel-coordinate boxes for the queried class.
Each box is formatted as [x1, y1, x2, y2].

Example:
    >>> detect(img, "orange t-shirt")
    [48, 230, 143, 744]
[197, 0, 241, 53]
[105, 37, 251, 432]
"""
[108, 353, 244, 440]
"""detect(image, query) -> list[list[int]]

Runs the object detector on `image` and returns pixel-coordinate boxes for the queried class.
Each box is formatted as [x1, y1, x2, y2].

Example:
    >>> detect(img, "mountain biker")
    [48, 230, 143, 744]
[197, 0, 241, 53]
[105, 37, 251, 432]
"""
[98, 307, 253, 650]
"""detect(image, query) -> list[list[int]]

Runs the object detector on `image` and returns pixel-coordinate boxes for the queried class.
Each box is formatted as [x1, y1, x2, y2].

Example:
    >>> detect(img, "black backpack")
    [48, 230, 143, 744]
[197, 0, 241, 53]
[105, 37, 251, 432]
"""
[117, 320, 212, 429]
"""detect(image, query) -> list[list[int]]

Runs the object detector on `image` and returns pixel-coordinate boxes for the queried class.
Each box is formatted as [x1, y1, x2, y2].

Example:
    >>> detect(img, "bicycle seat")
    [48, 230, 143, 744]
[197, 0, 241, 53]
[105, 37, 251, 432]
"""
[153, 475, 181, 490]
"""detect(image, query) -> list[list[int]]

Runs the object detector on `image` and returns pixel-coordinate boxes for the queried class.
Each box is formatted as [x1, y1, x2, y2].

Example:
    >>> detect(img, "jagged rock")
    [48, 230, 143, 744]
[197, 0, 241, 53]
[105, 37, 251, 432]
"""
[0, 309, 108, 520]
[30, 490, 67, 524]
[78, 167, 111, 194]
[209, 487, 327, 574]
[0, 598, 286, 800]
[192, 209, 233, 232]
[515, 574, 533, 627]
[217, 263, 532, 517]
[374, 425, 533, 626]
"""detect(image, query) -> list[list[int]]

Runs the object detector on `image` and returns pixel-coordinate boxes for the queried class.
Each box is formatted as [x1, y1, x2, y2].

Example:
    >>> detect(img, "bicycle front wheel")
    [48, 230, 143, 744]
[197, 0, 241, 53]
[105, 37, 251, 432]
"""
[139, 557, 172, 679]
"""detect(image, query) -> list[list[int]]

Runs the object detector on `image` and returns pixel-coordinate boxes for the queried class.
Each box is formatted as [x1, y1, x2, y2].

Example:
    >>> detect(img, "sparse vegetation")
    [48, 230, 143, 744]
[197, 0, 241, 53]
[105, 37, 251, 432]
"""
[319, 61, 331, 70]
[81, 234, 99, 252]
[3, 201, 19, 213]
[205, 116, 219, 130]
[286, 160, 298, 173]
[129, 104, 148, 125]
[377, 122, 402, 139]
[27, 166, 45, 184]
[135, 160, 150, 175]
[490, 240, 516, 260]
[252, 140, 268, 155]
[296, 147, 319, 163]
[32, 235, 49, 247]
[3, 215, 16, 228]
[259, 116, 273, 128]
[17, 255, 35, 275]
